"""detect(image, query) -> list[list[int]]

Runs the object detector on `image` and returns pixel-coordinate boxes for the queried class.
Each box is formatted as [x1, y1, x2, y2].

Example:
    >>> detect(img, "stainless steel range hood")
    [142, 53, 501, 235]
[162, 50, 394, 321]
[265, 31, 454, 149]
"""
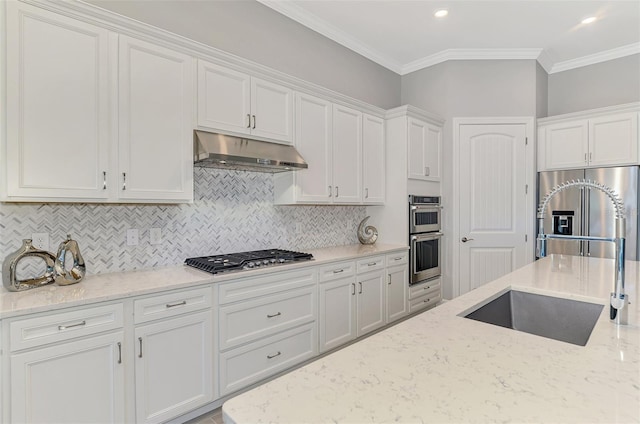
[193, 130, 308, 173]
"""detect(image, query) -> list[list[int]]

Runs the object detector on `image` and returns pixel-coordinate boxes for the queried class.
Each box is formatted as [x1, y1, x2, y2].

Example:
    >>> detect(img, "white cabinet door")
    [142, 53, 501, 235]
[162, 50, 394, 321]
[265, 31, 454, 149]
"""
[362, 114, 385, 204]
[408, 117, 441, 181]
[356, 271, 386, 336]
[5, 2, 110, 199]
[134, 311, 213, 424]
[589, 112, 639, 167]
[10, 332, 125, 423]
[332, 105, 362, 203]
[543, 120, 589, 170]
[318, 277, 356, 353]
[250, 77, 294, 143]
[294, 93, 333, 202]
[424, 122, 442, 181]
[386, 265, 409, 323]
[197, 60, 251, 135]
[118, 36, 194, 202]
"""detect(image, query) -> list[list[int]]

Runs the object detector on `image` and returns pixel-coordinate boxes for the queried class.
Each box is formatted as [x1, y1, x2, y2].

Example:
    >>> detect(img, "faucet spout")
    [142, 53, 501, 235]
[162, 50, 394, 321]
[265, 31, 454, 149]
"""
[536, 179, 629, 326]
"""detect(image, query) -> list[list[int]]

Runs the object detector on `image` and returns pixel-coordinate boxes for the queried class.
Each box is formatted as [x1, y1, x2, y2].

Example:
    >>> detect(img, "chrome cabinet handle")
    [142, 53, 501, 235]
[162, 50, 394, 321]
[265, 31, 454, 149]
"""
[252, 115, 256, 129]
[138, 337, 143, 358]
[328, 186, 332, 197]
[423, 298, 431, 303]
[122, 172, 126, 191]
[267, 351, 281, 359]
[267, 312, 281, 318]
[365, 188, 369, 199]
[358, 282, 363, 294]
[247, 114, 251, 128]
[424, 285, 431, 290]
[424, 166, 430, 176]
[387, 275, 391, 285]
[367, 262, 376, 266]
[461, 237, 474, 242]
[589, 152, 592, 162]
[335, 186, 339, 197]
[58, 320, 86, 331]
[351, 283, 355, 295]
[584, 153, 588, 163]
[117, 342, 122, 364]
[333, 269, 344, 274]
[393, 257, 403, 261]
[103, 171, 107, 190]
[166, 300, 187, 308]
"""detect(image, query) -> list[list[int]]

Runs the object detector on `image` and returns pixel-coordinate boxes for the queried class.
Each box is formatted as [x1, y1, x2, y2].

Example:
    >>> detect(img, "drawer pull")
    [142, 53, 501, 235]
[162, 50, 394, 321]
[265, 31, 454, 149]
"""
[166, 300, 187, 308]
[267, 351, 281, 359]
[58, 320, 86, 331]
[367, 262, 377, 266]
[333, 269, 344, 274]
[267, 312, 282, 318]
[351, 283, 355, 296]
[138, 337, 143, 358]
[424, 286, 431, 290]
[423, 299, 431, 303]
[117, 342, 122, 364]
[394, 257, 403, 261]
[358, 282, 363, 294]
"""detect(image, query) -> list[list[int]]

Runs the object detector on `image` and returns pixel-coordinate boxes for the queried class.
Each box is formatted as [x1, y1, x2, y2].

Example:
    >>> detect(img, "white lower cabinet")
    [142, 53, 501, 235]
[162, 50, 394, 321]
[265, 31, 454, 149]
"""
[408, 277, 442, 314]
[386, 265, 409, 322]
[133, 287, 214, 424]
[134, 311, 213, 424]
[7, 303, 125, 424]
[318, 257, 387, 353]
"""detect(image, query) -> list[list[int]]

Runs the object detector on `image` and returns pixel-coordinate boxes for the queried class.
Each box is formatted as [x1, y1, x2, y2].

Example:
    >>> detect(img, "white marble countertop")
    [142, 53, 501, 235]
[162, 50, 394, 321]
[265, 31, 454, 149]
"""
[0, 243, 406, 319]
[223, 255, 640, 424]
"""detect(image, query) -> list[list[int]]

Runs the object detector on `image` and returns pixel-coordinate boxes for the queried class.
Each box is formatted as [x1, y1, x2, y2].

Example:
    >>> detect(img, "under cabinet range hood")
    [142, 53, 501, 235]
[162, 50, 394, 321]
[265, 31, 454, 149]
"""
[193, 130, 308, 173]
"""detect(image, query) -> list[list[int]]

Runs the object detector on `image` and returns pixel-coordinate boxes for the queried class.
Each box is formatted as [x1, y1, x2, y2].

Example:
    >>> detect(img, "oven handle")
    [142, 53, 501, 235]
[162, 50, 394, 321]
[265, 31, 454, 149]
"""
[411, 233, 443, 242]
[410, 205, 443, 211]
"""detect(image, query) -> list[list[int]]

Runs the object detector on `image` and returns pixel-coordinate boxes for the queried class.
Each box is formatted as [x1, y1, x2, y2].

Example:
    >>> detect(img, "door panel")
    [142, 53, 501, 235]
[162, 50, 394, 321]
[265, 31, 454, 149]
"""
[459, 124, 528, 295]
[332, 105, 362, 203]
[538, 169, 585, 256]
[586, 166, 639, 260]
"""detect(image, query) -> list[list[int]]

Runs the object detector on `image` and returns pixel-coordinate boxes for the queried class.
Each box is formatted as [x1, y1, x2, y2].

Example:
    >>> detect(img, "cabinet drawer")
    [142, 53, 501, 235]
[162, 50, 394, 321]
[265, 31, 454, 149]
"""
[220, 323, 317, 395]
[356, 255, 385, 274]
[318, 261, 355, 282]
[10, 304, 124, 351]
[409, 277, 441, 300]
[409, 292, 441, 314]
[134, 286, 212, 324]
[218, 269, 316, 305]
[386, 251, 409, 267]
[220, 287, 316, 350]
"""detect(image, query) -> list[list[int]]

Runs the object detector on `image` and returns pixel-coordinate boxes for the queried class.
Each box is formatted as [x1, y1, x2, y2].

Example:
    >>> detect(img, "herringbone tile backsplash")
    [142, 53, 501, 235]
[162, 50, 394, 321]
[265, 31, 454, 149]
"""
[0, 168, 366, 280]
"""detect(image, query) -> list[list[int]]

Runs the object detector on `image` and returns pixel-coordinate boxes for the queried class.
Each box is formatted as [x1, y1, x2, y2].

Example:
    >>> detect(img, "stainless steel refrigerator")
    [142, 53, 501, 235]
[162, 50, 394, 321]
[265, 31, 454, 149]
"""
[537, 166, 639, 260]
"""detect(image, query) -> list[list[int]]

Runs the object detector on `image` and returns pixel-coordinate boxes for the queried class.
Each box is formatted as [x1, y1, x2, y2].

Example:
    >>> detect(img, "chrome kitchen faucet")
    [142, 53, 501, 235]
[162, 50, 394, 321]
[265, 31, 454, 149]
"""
[537, 179, 629, 325]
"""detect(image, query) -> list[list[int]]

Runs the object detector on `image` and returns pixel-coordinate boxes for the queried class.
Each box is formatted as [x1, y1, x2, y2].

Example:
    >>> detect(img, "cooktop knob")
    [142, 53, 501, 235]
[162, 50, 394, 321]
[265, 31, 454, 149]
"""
[247, 262, 255, 268]
[263, 260, 270, 265]
[270, 258, 277, 264]
[278, 258, 286, 263]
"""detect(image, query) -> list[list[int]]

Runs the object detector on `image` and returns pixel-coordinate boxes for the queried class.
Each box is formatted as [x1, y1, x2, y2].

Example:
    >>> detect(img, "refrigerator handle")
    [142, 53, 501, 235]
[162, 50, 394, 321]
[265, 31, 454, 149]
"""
[585, 185, 590, 256]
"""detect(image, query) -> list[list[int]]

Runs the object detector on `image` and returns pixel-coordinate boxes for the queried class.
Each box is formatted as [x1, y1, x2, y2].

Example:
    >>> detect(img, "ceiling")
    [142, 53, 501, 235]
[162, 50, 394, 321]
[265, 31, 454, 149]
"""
[258, 0, 640, 75]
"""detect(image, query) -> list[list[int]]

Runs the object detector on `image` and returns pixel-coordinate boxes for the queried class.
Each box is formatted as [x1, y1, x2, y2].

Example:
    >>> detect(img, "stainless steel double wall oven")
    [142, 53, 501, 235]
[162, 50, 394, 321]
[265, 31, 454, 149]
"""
[409, 195, 442, 285]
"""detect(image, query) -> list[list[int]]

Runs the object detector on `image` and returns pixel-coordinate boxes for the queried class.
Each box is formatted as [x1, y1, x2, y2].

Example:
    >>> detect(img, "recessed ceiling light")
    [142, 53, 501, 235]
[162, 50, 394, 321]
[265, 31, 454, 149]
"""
[581, 16, 597, 24]
[434, 9, 448, 18]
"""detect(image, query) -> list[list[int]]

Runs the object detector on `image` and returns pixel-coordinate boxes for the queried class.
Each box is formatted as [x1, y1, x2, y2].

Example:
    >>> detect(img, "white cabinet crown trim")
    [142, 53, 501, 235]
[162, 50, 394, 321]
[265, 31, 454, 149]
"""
[538, 102, 640, 126]
[17, 0, 386, 118]
[385, 105, 445, 126]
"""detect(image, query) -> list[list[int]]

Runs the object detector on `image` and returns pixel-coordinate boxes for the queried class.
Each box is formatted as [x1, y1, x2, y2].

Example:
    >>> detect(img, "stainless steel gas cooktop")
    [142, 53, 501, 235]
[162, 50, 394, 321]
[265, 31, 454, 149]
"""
[184, 249, 314, 275]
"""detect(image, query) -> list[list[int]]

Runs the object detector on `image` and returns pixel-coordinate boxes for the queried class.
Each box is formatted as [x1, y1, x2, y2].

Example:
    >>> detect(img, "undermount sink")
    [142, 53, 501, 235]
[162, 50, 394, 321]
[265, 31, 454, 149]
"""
[463, 290, 603, 346]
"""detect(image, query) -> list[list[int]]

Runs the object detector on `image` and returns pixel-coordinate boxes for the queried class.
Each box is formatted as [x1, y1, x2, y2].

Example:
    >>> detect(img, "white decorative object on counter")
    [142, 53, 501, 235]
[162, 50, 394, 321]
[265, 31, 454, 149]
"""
[357, 216, 378, 245]
[54, 234, 86, 286]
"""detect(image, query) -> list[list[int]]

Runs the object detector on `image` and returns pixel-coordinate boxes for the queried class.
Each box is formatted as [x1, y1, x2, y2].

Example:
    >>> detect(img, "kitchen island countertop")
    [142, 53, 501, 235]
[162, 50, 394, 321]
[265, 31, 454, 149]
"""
[0, 243, 407, 319]
[223, 255, 640, 423]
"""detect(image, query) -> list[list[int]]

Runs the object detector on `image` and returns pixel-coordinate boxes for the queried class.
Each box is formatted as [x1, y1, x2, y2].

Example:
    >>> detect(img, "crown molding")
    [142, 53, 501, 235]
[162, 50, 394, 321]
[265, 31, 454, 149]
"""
[549, 42, 640, 74]
[256, 0, 403, 74]
[385, 105, 445, 125]
[535, 49, 554, 74]
[400, 48, 544, 75]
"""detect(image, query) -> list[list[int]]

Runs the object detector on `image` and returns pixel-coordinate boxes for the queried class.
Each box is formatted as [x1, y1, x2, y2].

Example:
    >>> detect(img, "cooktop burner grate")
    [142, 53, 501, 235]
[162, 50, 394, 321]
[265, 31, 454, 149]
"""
[184, 249, 313, 275]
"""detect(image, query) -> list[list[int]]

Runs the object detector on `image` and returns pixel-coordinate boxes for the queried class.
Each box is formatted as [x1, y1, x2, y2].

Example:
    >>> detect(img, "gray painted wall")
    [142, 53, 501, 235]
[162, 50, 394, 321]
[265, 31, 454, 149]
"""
[548, 54, 640, 115]
[401, 59, 539, 299]
[86, 0, 401, 109]
[536, 62, 549, 118]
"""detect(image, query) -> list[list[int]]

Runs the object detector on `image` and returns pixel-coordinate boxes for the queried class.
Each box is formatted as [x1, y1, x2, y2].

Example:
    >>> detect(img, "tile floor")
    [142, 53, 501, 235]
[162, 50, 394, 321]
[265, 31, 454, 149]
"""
[185, 407, 223, 424]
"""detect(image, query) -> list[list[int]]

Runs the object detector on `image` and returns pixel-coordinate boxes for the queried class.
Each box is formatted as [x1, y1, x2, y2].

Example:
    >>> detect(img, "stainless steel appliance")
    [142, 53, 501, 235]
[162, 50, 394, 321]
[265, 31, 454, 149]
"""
[537, 166, 639, 260]
[409, 195, 443, 285]
[184, 249, 313, 274]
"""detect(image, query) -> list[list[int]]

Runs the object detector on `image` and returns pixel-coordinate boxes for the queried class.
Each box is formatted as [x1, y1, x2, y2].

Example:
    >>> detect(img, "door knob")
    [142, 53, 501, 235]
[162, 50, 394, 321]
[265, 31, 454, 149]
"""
[461, 237, 474, 242]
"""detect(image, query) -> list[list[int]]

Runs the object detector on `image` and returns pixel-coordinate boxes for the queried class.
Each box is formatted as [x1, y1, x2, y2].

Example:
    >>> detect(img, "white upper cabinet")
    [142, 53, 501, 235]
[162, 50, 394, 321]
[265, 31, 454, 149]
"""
[332, 105, 362, 203]
[197, 59, 293, 144]
[407, 117, 442, 181]
[3, 3, 194, 203]
[538, 106, 639, 171]
[5, 2, 110, 200]
[118, 35, 194, 202]
[362, 114, 385, 204]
